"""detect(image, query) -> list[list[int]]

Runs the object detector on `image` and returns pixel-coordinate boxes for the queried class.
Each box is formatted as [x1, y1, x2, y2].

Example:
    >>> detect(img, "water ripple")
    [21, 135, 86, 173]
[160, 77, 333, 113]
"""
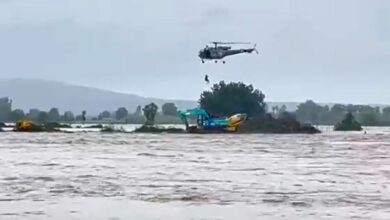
[0, 131, 389, 219]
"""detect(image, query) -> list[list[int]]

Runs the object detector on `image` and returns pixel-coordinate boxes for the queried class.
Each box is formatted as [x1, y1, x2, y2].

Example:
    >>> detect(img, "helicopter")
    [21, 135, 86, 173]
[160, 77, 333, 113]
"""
[198, 41, 258, 63]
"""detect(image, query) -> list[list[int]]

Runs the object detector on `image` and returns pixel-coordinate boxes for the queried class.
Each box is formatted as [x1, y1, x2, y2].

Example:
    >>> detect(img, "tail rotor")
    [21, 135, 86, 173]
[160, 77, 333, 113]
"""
[253, 44, 259, 54]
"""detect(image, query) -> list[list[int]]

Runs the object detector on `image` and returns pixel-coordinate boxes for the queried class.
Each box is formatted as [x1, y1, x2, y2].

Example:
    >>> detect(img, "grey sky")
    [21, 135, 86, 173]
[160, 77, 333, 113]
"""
[0, 0, 389, 103]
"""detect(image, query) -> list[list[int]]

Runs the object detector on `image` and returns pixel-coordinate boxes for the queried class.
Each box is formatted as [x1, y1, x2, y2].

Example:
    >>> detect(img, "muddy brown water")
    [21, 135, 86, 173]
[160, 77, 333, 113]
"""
[0, 128, 389, 219]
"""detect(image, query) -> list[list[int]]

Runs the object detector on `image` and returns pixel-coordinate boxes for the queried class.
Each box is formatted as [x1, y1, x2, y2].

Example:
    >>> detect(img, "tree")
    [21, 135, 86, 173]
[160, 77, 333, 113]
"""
[37, 111, 48, 123]
[382, 107, 390, 123]
[63, 111, 75, 122]
[359, 111, 379, 126]
[329, 104, 347, 123]
[27, 109, 40, 121]
[82, 110, 86, 122]
[295, 100, 325, 124]
[383, 107, 390, 117]
[162, 103, 178, 116]
[135, 105, 142, 115]
[115, 107, 128, 120]
[271, 106, 279, 117]
[76, 111, 87, 123]
[199, 81, 266, 117]
[98, 110, 111, 120]
[48, 108, 60, 122]
[127, 113, 145, 124]
[278, 104, 287, 116]
[75, 115, 83, 121]
[10, 109, 25, 121]
[0, 97, 12, 122]
[334, 112, 362, 131]
[142, 103, 158, 125]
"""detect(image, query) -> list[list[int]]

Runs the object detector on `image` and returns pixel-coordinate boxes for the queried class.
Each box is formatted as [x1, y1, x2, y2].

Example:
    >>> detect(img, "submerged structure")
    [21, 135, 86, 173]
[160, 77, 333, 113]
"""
[178, 108, 247, 133]
[15, 120, 37, 132]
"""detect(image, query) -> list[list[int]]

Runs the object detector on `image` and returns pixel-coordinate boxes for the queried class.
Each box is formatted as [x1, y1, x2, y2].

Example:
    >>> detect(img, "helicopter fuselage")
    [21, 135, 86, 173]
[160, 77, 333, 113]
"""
[198, 46, 256, 61]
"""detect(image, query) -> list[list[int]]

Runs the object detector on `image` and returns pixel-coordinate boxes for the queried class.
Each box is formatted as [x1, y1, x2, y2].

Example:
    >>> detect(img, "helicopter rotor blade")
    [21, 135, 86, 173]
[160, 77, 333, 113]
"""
[210, 41, 251, 45]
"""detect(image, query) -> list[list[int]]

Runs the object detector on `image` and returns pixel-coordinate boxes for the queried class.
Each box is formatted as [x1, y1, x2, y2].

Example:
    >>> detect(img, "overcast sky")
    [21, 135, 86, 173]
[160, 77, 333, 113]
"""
[0, 0, 389, 103]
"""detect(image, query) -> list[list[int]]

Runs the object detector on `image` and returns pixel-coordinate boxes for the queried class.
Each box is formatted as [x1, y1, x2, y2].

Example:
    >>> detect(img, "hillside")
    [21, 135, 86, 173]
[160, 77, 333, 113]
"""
[0, 79, 197, 115]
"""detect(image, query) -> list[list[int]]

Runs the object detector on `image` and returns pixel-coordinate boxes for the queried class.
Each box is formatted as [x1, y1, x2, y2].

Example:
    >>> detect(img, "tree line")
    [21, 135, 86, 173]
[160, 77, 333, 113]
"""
[292, 100, 390, 126]
[2, 94, 390, 126]
[199, 83, 390, 127]
[0, 97, 180, 123]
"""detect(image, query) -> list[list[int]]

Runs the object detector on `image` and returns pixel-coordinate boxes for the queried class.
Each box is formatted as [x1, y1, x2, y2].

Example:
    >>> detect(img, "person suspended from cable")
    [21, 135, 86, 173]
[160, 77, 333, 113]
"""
[204, 74, 210, 84]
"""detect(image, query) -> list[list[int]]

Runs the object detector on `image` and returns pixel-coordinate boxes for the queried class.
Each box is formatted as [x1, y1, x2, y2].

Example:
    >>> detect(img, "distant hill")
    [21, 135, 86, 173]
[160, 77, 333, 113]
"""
[0, 79, 198, 115]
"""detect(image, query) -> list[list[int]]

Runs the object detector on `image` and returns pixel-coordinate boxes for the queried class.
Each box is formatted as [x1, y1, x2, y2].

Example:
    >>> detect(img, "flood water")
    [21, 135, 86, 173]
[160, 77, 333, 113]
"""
[0, 127, 390, 219]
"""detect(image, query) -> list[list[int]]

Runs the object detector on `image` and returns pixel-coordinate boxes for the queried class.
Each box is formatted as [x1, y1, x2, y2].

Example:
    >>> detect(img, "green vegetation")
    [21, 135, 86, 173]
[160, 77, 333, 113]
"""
[162, 103, 178, 116]
[135, 105, 142, 115]
[44, 122, 72, 129]
[63, 111, 75, 122]
[0, 97, 12, 122]
[98, 110, 111, 120]
[133, 125, 185, 133]
[200, 81, 266, 117]
[42, 125, 61, 132]
[10, 109, 25, 121]
[48, 108, 61, 122]
[132, 102, 184, 133]
[126, 113, 145, 124]
[115, 107, 128, 120]
[294, 100, 390, 126]
[155, 114, 181, 124]
[142, 103, 158, 125]
[270, 105, 288, 118]
[37, 111, 48, 123]
[239, 112, 320, 134]
[334, 112, 363, 131]
[81, 110, 86, 122]
[199, 81, 319, 134]
[84, 124, 104, 129]
[1, 90, 389, 129]
[0, 122, 4, 132]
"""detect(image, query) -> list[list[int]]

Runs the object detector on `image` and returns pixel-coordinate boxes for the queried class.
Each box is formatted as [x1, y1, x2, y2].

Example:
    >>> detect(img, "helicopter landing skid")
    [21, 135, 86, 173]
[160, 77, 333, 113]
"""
[200, 59, 226, 64]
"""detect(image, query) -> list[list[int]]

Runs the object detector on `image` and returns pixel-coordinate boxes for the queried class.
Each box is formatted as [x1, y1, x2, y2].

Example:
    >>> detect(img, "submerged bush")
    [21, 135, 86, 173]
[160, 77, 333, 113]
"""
[133, 125, 185, 133]
[142, 103, 158, 125]
[85, 124, 104, 129]
[44, 122, 71, 129]
[238, 113, 320, 134]
[334, 112, 362, 131]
